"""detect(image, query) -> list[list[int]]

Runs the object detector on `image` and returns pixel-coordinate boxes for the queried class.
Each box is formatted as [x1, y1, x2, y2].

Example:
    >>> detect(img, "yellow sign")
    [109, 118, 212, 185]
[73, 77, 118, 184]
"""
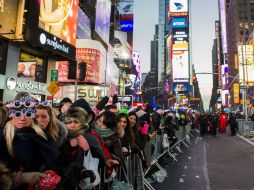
[233, 83, 240, 104]
[47, 82, 60, 96]
[190, 98, 200, 101]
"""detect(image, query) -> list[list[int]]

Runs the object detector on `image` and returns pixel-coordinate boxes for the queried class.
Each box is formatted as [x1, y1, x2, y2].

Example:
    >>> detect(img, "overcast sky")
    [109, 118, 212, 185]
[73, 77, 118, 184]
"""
[133, 0, 219, 110]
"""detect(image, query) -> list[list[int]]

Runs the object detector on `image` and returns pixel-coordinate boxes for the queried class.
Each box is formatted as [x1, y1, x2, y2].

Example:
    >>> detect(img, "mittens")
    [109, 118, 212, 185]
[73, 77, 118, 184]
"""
[38, 170, 61, 190]
[140, 122, 149, 135]
[70, 135, 90, 151]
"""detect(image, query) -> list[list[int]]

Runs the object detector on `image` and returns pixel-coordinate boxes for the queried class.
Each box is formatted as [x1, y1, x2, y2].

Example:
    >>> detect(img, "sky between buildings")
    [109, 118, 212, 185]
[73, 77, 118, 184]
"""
[133, 0, 219, 110]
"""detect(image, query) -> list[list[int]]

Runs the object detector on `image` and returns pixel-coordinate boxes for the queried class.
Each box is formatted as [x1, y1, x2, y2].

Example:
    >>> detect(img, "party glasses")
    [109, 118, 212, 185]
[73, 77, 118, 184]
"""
[9, 108, 37, 118]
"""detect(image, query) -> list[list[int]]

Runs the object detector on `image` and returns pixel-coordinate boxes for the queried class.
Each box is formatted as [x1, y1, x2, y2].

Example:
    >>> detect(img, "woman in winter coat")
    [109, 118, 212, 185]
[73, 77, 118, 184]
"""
[164, 115, 178, 148]
[36, 105, 68, 148]
[0, 95, 60, 189]
[93, 111, 123, 163]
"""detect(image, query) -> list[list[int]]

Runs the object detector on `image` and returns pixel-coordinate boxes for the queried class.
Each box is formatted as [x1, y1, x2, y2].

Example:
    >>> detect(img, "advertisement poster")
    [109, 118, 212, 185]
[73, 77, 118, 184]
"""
[172, 51, 189, 82]
[17, 62, 37, 81]
[233, 83, 240, 104]
[169, 0, 188, 15]
[77, 7, 91, 39]
[58, 48, 100, 83]
[172, 17, 187, 29]
[117, 0, 134, 19]
[38, 0, 79, 46]
[114, 30, 132, 60]
[95, 0, 111, 43]
[173, 83, 188, 93]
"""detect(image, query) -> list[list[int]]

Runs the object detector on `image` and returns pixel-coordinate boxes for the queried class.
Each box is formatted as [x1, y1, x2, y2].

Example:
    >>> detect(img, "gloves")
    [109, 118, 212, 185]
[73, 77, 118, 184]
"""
[38, 170, 61, 190]
[21, 172, 47, 185]
[80, 169, 96, 183]
[140, 122, 149, 135]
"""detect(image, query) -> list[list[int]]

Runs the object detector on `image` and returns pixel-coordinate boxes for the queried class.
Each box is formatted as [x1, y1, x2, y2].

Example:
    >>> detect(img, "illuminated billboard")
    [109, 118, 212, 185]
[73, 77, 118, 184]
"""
[215, 21, 222, 88]
[172, 17, 187, 28]
[77, 7, 91, 39]
[173, 83, 188, 93]
[172, 51, 189, 82]
[95, 0, 111, 44]
[169, 0, 188, 17]
[221, 64, 229, 89]
[133, 51, 141, 78]
[38, 0, 79, 46]
[118, 0, 134, 20]
[26, 0, 79, 60]
[114, 30, 132, 60]
[238, 45, 254, 83]
[120, 20, 134, 32]
[219, 0, 227, 54]
[221, 89, 229, 107]
[173, 29, 188, 42]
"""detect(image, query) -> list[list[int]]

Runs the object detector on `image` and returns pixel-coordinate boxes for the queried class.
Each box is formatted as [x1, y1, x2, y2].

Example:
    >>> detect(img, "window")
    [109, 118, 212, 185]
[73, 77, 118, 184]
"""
[18, 51, 47, 83]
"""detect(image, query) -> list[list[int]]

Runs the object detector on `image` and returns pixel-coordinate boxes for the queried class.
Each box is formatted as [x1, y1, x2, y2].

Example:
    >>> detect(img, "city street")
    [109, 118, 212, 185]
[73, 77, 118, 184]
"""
[154, 131, 254, 190]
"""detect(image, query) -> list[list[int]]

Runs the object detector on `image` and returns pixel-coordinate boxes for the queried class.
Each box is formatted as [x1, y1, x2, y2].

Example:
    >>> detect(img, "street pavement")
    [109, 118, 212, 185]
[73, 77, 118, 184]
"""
[153, 131, 254, 190]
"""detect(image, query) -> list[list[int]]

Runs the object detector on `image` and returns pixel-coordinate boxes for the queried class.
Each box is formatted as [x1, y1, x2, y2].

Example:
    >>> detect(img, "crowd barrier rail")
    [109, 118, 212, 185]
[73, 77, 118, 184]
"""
[237, 119, 254, 138]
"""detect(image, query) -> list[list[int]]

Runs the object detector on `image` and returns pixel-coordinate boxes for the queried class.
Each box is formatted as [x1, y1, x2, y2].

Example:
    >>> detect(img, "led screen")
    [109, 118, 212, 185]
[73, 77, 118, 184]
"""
[77, 7, 91, 39]
[169, 0, 188, 14]
[172, 50, 189, 82]
[172, 17, 187, 28]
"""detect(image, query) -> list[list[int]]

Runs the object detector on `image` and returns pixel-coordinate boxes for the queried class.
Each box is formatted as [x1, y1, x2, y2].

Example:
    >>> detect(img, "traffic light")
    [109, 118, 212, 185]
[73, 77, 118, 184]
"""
[67, 60, 77, 79]
[192, 75, 197, 85]
[78, 62, 87, 81]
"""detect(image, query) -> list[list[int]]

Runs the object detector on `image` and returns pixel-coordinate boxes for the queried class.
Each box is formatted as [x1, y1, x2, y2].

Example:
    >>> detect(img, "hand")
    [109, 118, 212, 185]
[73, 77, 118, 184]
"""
[21, 172, 48, 185]
[106, 159, 119, 167]
[149, 133, 155, 139]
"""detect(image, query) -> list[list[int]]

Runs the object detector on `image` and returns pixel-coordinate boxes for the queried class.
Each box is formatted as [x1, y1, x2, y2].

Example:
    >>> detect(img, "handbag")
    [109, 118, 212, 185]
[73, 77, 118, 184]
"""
[79, 150, 100, 190]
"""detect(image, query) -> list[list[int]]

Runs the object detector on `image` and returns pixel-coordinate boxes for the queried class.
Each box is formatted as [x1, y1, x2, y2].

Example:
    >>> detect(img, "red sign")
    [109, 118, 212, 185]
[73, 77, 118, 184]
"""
[58, 48, 100, 84]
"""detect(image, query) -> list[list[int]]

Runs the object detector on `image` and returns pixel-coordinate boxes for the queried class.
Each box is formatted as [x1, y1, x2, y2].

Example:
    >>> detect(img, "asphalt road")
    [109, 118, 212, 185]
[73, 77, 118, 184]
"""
[153, 132, 254, 190]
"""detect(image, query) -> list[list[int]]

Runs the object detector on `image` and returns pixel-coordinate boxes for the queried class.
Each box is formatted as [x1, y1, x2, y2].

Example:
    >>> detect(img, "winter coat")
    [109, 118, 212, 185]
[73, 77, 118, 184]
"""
[132, 126, 148, 151]
[152, 112, 161, 131]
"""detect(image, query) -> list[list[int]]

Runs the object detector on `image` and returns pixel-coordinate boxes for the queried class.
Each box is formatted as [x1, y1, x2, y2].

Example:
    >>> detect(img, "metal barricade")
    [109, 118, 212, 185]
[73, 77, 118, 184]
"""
[237, 119, 254, 137]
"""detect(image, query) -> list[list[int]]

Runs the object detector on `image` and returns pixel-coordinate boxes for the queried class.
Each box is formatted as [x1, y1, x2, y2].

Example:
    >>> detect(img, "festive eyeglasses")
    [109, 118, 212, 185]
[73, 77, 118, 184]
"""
[9, 108, 37, 118]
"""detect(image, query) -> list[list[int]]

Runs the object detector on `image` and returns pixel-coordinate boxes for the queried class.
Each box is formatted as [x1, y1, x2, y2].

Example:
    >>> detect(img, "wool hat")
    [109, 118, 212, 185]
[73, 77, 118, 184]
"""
[71, 98, 95, 124]
[59, 97, 72, 109]
[155, 105, 163, 111]
[96, 96, 109, 111]
[65, 107, 92, 129]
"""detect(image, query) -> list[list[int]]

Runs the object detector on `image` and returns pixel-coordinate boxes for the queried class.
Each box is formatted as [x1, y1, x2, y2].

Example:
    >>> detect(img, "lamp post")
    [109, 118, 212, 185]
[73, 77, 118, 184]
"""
[121, 70, 126, 106]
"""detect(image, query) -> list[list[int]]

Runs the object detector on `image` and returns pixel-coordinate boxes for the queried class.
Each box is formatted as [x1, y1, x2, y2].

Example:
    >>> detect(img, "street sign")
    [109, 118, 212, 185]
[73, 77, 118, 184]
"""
[50, 70, 58, 81]
[47, 82, 60, 96]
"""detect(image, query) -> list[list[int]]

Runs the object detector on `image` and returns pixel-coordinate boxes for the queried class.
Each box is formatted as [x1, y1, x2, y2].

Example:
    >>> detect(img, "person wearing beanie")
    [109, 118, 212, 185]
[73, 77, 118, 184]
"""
[152, 104, 164, 132]
[60, 107, 106, 189]
[57, 97, 72, 121]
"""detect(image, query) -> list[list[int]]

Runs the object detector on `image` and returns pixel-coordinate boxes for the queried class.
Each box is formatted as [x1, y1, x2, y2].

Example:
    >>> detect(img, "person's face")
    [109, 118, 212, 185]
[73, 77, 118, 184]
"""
[128, 115, 136, 127]
[18, 64, 25, 74]
[12, 115, 33, 128]
[96, 116, 107, 129]
[29, 65, 36, 77]
[66, 120, 81, 131]
[117, 116, 127, 129]
[36, 109, 50, 130]
[61, 102, 72, 113]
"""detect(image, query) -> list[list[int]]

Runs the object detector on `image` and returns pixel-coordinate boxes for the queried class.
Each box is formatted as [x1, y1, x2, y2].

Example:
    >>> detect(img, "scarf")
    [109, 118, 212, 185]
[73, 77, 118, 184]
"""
[67, 125, 88, 140]
[93, 123, 115, 138]
[67, 126, 90, 151]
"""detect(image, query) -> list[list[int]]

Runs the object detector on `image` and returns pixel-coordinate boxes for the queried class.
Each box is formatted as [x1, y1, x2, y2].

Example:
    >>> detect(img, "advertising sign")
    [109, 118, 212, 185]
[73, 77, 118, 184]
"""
[120, 20, 133, 32]
[169, 0, 188, 16]
[215, 21, 222, 88]
[118, 0, 134, 20]
[77, 7, 91, 39]
[114, 30, 132, 60]
[173, 83, 188, 93]
[172, 17, 187, 28]
[233, 83, 240, 104]
[219, 0, 227, 54]
[238, 45, 254, 83]
[0, 0, 19, 39]
[173, 29, 188, 42]
[58, 48, 100, 83]
[221, 64, 229, 89]
[133, 51, 141, 78]
[26, 0, 79, 60]
[95, 0, 111, 44]
[221, 89, 229, 107]
[172, 51, 189, 82]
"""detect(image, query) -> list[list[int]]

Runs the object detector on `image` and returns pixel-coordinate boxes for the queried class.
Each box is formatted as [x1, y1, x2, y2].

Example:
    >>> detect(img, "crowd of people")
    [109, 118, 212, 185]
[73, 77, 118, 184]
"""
[0, 92, 190, 190]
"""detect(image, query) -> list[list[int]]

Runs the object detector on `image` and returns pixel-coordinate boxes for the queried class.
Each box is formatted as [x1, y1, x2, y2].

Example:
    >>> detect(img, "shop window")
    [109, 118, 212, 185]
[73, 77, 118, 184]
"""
[0, 40, 8, 75]
[18, 51, 47, 83]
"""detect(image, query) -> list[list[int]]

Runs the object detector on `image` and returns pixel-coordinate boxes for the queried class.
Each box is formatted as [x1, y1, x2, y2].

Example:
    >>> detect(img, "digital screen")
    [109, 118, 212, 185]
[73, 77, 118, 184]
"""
[118, 0, 134, 20]
[172, 17, 187, 28]
[120, 20, 134, 32]
[17, 62, 37, 80]
[38, 0, 79, 46]
[95, 0, 111, 43]
[173, 83, 188, 92]
[169, 0, 188, 14]
[114, 30, 132, 60]
[172, 51, 189, 82]
[77, 7, 91, 39]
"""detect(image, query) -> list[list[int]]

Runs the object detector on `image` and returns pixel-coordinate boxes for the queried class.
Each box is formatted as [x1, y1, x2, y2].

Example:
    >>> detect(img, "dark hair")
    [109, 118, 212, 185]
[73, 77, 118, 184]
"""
[0, 107, 9, 128]
[128, 111, 138, 127]
[116, 113, 134, 144]
[96, 111, 116, 129]
[104, 104, 117, 112]
[165, 115, 173, 126]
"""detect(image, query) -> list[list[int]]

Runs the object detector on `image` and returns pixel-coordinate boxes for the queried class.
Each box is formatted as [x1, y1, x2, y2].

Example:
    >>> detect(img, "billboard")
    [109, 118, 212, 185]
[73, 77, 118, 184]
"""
[173, 29, 188, 42]
[221, 89, 229, 107]
[215, 21, 222, 88]
[221, 64, 229, 89]
[169, 0, 188, 17]
[117, 0, 134, 20]
[58, 48, 100, 83]
[238, 45, 254, 83]
[173, 83, 188, 93]
[219, 0, 227, 54]
[233, 83, 240, 104]
[38, 0, 79, 46]
[114, 30, 132, 60]
[120, 20, 133, 32]
[26, 0, 79, 60]
[172, 51, 189, 82]
[95, 0, 111, 44]
[77, 7, 91, 39]
[172, 17, 187, 28]
[133, 51, 141, 78]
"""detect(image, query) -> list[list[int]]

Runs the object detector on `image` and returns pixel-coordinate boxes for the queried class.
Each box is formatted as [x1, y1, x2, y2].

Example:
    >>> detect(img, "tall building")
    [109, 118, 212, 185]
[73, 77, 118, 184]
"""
[225, 0, 254, 107]
[151, 25, 159, 73]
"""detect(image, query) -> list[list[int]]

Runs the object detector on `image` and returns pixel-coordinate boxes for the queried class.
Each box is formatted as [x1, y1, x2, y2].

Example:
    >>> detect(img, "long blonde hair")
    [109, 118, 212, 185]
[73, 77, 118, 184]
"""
[4, 121, 47, 156]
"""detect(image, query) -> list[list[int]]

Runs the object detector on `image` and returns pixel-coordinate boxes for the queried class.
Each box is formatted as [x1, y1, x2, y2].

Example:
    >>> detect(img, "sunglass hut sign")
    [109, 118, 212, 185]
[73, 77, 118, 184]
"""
[6, 77, 46, 93]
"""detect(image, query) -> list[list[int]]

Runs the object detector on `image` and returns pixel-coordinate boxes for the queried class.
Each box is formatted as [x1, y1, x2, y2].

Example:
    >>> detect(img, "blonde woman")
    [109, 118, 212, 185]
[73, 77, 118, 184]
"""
[0, 95, 60, 189]
[36, 105, 67, 148]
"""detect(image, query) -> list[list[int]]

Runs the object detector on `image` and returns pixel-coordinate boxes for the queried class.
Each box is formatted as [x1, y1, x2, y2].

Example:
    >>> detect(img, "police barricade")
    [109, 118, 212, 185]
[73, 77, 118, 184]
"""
[237, 119, 254, 137]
